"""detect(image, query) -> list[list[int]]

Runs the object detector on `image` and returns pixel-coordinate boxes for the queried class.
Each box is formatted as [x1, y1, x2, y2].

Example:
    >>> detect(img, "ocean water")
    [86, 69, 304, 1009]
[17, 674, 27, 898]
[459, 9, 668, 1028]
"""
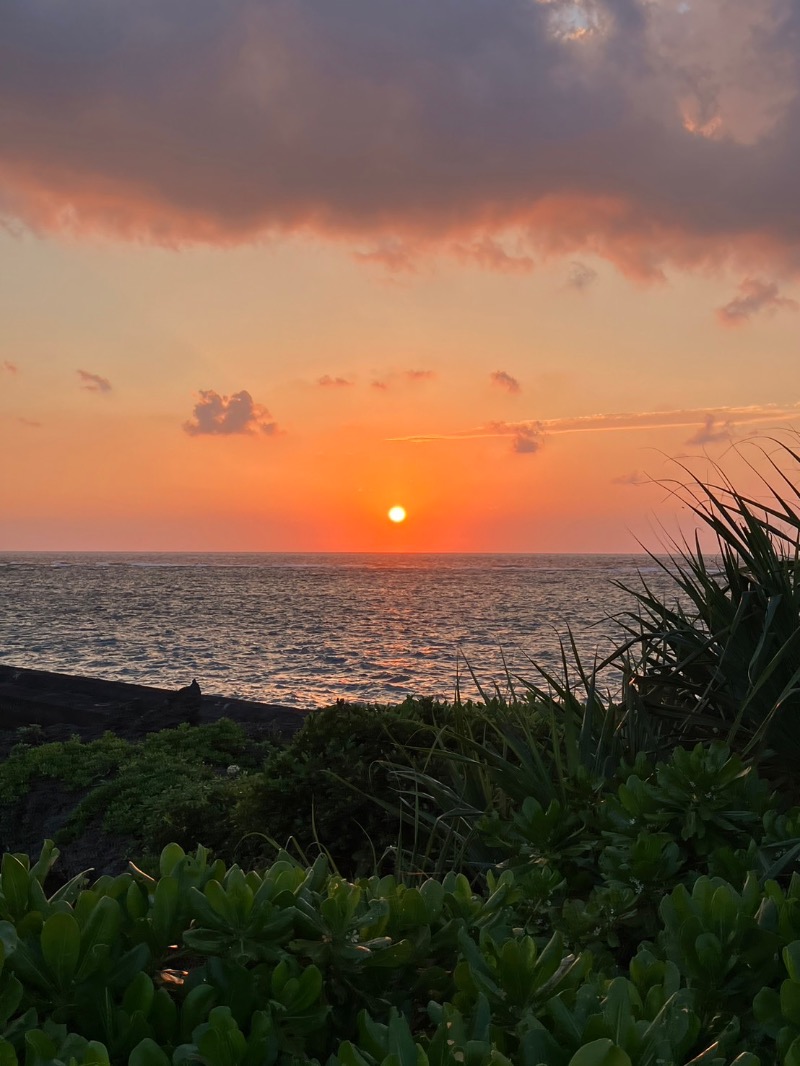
[0, 553, 677, 708]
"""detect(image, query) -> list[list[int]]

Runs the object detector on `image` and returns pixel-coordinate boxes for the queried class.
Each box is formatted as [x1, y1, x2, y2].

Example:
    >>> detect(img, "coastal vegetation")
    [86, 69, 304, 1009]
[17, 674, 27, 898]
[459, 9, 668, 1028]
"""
[3, 446, 800, 1063]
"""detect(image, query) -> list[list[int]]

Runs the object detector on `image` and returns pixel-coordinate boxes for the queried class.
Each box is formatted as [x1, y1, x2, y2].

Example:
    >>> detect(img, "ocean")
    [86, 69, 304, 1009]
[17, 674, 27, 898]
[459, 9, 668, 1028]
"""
[0, 553, 677, 708]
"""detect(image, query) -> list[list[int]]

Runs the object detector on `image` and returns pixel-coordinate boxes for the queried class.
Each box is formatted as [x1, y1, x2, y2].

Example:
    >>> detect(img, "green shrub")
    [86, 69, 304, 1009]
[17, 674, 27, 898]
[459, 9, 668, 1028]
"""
[0, 721, 276, 866]
[233, 700, 446, 874]
[2, 828, 800, 1064]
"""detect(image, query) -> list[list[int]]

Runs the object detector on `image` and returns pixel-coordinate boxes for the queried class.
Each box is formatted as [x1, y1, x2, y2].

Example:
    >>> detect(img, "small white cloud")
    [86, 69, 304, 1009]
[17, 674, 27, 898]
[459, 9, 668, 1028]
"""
[183, 389, 278, 437]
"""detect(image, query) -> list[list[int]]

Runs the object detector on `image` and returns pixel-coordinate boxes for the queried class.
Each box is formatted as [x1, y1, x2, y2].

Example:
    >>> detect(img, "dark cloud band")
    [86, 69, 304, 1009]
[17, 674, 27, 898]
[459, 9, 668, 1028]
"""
[1, 1, 799, 276]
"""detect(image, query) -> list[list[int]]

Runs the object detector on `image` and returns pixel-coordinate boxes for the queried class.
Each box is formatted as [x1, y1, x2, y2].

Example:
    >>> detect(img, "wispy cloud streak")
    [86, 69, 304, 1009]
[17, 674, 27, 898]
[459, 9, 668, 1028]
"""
[390, 402, 800, 445]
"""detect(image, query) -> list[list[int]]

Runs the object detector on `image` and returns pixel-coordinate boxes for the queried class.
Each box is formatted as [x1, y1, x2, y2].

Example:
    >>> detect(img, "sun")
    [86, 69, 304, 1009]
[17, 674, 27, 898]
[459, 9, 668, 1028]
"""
[388, 505, 407, 524]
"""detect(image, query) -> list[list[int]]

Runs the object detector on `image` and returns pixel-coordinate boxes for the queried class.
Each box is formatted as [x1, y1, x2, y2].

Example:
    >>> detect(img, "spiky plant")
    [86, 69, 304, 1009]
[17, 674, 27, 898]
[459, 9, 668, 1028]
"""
[615, 437, 800, 764]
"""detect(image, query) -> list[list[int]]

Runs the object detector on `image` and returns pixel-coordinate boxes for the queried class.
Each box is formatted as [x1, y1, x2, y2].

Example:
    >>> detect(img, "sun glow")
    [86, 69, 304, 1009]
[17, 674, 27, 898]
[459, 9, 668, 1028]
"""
[388, 505, 407, 523]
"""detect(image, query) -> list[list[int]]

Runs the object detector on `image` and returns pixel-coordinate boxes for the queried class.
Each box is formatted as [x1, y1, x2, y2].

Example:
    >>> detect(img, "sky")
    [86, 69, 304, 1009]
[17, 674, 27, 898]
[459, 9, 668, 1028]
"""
[1, 0, 799, 553]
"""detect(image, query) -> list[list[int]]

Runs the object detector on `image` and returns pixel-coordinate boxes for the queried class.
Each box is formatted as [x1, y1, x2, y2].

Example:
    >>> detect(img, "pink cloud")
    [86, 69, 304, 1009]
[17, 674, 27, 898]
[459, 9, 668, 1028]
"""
[0, 2, 798, 279]
[716, 277, 799, 325]
[2, 360, 18, 374]
[183, 389, 277, 436]
[77, 369, 112, 394]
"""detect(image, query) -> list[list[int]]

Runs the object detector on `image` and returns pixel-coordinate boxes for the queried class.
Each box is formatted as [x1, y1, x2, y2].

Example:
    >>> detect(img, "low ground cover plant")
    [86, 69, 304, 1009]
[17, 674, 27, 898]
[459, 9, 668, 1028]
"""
[0, 721, 273, 865]
[2, 824, 800, 1065]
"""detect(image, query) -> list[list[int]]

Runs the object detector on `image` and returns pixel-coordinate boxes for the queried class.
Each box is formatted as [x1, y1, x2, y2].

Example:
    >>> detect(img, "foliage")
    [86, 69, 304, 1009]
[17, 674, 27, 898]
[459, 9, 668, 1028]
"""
[613, 440, 800, 767]
[0, 721, 274, 863]
[233, 699, 447, 873]
[2, 822, 800, 1064]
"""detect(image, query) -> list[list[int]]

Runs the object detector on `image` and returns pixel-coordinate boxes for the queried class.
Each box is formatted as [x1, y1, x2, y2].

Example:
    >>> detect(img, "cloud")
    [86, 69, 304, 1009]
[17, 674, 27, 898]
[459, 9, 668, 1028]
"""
[490, 370, 521, 394]
[612, 470, 648, 486]
[317, 375, 353, 388]
[2, 360, 18, 374]
[18, 417, 42, 428]
[2, 2, 800, 278]
[685, 413, 733, 445]
[354, 239, 417, 274]
[77, 369, 112, 393]
[566, 261, 598, 290]
[512, 426, 542, 454]
[370, 369, 435, 390]
[183, 389, 277, 436]
[454, 237, 534, 274]
[716, 277, 799, 325]
[390, 400, 800, 450]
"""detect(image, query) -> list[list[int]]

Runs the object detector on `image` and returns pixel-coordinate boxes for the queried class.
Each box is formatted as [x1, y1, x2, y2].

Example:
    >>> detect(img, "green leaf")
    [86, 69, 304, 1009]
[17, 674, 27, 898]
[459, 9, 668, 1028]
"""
[785, 941, 800, 984]
[785, 1037, 800, 1066]
[122, 972, 155, 1019]
[180, 985, 218, 1042]
[159, 844, 186, 879]
[332, 1042, 372, 1066]
[129, 1037, 172, 1066]
[1, 857, 29, 920]
[151, 877, 180, 945]
[40, 912, 81, 989]
[0, 922, 17, 960]
[568, 1039, 633, 1066]
[0, 971, 23, 1027]
[23, 1030, 57, 1061]
[75, 897, 122, 981]
[387, 1009, 418, 1066]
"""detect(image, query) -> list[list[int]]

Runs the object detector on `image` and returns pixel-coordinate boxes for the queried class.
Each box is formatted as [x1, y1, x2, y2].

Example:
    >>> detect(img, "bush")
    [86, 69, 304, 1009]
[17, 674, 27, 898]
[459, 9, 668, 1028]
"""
[0, 720, 276, 866]
[232, 699, 447, 874]
[3, 819, 800, 1065]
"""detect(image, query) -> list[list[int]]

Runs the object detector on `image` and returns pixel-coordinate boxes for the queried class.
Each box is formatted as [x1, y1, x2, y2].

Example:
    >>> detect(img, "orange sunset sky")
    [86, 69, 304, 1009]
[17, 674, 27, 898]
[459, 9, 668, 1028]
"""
[1, 0, 799, 553]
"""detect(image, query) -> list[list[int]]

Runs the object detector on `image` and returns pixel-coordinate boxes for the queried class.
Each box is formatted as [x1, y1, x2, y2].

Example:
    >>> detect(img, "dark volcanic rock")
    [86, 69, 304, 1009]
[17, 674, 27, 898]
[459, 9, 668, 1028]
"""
[0, 664, 310, 750]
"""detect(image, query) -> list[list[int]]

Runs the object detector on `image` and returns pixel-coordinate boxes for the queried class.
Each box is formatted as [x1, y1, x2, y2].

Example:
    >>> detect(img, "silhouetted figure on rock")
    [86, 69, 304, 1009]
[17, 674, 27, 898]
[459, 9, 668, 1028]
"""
[170, 679, 202, 726]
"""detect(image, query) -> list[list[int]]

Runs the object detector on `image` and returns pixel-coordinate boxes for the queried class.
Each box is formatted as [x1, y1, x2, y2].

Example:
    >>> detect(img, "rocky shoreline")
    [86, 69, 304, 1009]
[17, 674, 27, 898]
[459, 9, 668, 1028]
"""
[0, 663, 311, 755]
[0, 663, 315, 879]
